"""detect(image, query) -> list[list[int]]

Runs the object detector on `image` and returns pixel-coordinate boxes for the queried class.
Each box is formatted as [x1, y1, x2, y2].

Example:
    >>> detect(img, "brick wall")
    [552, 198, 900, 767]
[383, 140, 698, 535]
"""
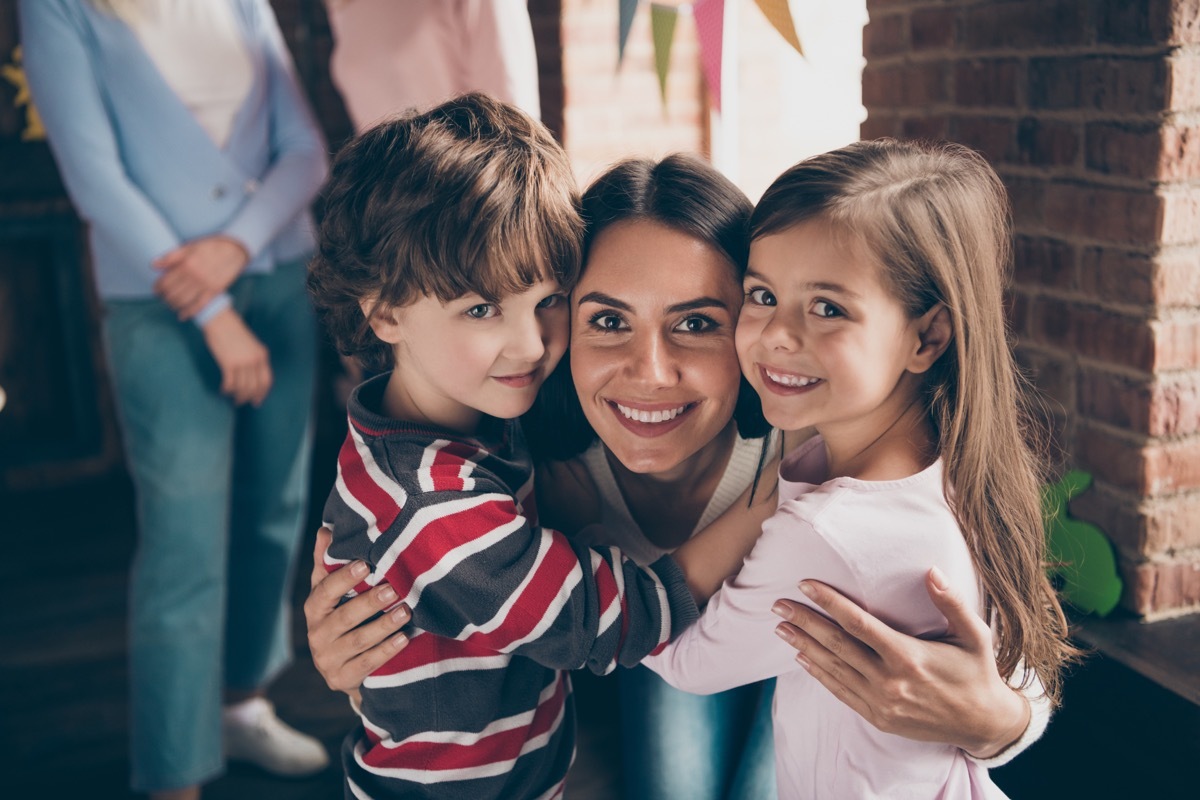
[863, 0, 1200, 619]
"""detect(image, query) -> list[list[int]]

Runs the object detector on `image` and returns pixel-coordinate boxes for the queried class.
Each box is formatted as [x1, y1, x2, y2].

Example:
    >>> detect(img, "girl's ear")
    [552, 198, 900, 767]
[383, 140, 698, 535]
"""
[908, 303, 952, 374]
[359, 297, 404, 345]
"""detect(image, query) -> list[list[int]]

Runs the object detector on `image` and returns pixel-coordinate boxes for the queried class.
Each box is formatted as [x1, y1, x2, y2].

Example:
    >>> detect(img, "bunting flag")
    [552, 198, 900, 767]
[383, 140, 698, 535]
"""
[618, 0, 640, 66]
[753, 0, 804, 56]
[650, 3, 679, 106]
[692, 0, 725, 113]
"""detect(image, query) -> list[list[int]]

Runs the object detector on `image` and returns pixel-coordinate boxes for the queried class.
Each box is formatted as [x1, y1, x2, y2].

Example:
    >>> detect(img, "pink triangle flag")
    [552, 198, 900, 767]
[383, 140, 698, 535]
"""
[753, 0, 804, 56]
[693, 0, 725, 113]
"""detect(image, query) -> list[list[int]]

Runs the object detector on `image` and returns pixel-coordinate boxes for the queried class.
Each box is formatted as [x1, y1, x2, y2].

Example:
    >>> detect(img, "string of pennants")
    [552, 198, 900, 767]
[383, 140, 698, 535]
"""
[618, 0, 804, 112]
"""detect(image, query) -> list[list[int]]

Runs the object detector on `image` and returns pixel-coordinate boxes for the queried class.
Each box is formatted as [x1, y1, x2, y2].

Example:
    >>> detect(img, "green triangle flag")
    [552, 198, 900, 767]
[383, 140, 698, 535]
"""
[650, 3, 678, 107]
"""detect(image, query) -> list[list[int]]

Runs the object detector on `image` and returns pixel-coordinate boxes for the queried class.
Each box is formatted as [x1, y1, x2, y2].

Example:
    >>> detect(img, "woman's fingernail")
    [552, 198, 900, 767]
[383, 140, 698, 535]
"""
[391, 632, 408, 650]
[350, 561, 369, 578]
[771, 602, 788, 617]
[378, 586, 397, 603]
[390, 606, 409, 623]
[796, 653, 811, 669]
[774, 624, 792, 642]
[929, 566, 948, 591]
[799, 581, 815, 598]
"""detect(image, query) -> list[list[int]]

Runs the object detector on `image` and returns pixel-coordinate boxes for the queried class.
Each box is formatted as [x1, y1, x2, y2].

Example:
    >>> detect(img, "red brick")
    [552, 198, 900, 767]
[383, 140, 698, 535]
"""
[1004, 175, 1048, 231]
[1158, 124, 1200, 180]
[1018, 348, 1076, 414]
[864, 12, 908, 59]
[1098, 0, 1200, 46]
[951, 115, 1016, 164]
[1030, 56, 1169, 114]
[1074, 422, 1147, 492]
[1016, 117, 1080, 168]
[1160, 187, 1200, 245]
[1142, 491, 1200, 552]
[953, 59, 1019, 108]
[1067, 481, 1144, 555]
[862, 63, 903, 110]
[1043, 182, 1161, 247]
[1077, 368, 1152, 435]
[1078, 247, 1155, 307]
[1167, 53, 1200, 110]
[861, 114, 902, 140]
[1085, 122, 1163, 180]
[1013, 235, 1076, 291]
[1144, 436, 1200, 494]
[901, 114, 950, 141]
[1158, 249, 1200, 307]
[901, 61, 951, 107]
[1154, 316, 1200, 370]
[911, 7, 958, 52]
[1029, 298, 1155, 370]
[1149, 374, 1200, 437]
[963, 1, 1091, 50]
[1125, 558, 1200, 617]
[1007, 289, 1032, 339]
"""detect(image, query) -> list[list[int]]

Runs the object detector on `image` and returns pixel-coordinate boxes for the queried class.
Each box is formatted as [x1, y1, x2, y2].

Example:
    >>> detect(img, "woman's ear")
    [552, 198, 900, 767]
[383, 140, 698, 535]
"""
[359, 297, 404, 345]
[907, 304, 952, 374]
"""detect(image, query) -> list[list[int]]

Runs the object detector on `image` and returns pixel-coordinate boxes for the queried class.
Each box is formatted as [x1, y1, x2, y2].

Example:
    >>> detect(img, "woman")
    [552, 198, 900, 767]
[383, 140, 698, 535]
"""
[20, 1, 329, 798]
[305, 155, 1045, 797]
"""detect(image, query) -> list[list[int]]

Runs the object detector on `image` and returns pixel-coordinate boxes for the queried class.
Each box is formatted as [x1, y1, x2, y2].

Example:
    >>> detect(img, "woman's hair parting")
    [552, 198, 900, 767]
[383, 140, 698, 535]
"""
[753, 138, 1076, 703]
[308, 92, 583, 371]
[524, 153, 770, 462]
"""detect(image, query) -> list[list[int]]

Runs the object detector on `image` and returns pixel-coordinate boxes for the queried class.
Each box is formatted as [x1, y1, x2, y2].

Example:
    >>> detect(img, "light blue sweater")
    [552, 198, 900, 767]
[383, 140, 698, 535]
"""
[19, 0, 328, 324]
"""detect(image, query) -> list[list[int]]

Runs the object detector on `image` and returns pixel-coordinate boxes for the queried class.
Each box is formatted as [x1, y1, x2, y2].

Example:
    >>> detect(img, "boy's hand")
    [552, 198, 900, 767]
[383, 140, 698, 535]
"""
[201, 308, 273, 406]
[771, 569, 1030, 758]
[305, 527, 412, 696]
[154, 235, 249, 320]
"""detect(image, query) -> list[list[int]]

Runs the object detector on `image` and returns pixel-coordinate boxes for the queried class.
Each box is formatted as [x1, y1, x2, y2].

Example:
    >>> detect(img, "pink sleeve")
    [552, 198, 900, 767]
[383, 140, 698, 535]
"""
[642, 501, 862, 693]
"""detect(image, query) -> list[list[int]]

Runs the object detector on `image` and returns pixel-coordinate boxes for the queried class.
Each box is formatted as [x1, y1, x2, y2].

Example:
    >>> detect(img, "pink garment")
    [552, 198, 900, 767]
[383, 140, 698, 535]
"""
[643, 435, 1008, 799]
[326, 0, 541, 131]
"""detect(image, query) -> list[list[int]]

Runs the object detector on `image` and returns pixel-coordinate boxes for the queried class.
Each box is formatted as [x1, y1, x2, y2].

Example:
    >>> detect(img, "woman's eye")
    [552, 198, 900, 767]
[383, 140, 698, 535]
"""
[813, 300, 844, 319]
[589, 312, 627, 331]
[537, 293, 565, 309]
[746, 287, 776, 306]
[466, 304, 496, 319]
[674, 315, 717, 333]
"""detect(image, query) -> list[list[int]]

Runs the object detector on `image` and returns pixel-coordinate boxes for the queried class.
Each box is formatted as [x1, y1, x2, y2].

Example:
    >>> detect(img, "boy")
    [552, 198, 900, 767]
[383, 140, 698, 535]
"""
[307, 93, 700, 799]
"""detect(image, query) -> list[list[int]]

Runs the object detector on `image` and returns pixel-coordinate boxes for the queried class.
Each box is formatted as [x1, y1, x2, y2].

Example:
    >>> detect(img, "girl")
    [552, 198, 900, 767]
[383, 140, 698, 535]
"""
[643, 139, 1076, 798]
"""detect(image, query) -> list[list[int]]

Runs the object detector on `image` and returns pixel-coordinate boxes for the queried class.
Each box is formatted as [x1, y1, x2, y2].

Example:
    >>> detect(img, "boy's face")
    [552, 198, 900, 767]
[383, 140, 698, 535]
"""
[375, 279, 569, 434]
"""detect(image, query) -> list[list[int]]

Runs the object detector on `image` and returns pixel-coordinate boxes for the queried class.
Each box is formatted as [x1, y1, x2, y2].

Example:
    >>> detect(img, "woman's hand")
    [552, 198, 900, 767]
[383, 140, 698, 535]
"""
[154, 234, 249, 320]
[771, 567, 1030, 759]
[201, 308, 273, 406]
[304, 527, 412, 700]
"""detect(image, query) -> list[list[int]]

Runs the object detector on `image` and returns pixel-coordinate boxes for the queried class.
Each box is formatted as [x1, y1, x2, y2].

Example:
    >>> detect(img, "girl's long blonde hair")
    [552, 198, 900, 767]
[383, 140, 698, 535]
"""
[751, 139, 1077, 703]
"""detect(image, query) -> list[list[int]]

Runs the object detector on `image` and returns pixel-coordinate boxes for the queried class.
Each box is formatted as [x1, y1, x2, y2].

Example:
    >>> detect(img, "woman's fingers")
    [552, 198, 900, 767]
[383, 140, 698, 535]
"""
[924, 567, 992, 652]
[774, 585, 887, 677]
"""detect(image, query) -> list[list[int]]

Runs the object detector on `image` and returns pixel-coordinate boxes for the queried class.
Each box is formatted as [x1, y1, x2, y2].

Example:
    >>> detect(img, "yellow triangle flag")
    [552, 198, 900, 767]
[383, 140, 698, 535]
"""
[753, 0, 804, 56]
[650, 3, 679, 106]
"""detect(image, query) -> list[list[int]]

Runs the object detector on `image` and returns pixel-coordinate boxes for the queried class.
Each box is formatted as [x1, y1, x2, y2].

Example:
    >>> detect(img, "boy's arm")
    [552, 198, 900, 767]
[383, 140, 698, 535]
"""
[325, 484, 698, 677]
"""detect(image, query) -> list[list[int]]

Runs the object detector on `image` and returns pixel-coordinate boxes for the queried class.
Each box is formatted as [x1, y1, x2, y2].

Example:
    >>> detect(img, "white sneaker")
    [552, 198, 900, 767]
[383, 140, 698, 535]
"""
[222, 697, 331, 778]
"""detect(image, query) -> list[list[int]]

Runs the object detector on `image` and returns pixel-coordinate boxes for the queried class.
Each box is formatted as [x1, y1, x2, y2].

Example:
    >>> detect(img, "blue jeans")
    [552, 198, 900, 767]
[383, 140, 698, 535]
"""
[620, 665, 778, 800]
[102, 259, 315, 791]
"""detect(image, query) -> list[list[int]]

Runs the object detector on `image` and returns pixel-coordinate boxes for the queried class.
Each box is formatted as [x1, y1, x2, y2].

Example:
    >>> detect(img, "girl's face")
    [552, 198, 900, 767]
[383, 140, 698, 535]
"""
[570, 219, 744, 475]
[737, 217, 931, 449]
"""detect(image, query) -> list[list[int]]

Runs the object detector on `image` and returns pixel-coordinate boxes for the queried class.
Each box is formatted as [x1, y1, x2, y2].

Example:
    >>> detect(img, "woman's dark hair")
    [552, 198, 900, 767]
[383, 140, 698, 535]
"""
[524, 153, 769, 461]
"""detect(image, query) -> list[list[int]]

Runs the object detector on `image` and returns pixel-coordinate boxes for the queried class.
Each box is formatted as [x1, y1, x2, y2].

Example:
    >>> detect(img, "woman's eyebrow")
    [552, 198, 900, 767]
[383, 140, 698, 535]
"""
[667, 297, 731, 314]
[576, 291, 631, 310]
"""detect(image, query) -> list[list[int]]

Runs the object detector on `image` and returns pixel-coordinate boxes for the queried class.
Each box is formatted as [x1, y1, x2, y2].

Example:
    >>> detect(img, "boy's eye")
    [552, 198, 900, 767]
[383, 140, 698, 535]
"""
[466, 304, 496, 319]
[746, 287, 776, 306]
[537, 293, 565, 309]
[673, 315, 717, 333]
[589, 312, 627, 332]
[813, 300, 844, 319]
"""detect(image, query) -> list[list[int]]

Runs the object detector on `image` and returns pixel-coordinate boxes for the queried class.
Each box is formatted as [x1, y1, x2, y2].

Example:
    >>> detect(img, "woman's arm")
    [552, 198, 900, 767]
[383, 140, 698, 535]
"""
[770, 568, 1043, 760]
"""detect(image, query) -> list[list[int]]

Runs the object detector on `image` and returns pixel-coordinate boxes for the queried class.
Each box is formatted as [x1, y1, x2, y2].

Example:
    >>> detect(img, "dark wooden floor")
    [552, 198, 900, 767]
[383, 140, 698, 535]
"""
[2, 381, 1198, 798]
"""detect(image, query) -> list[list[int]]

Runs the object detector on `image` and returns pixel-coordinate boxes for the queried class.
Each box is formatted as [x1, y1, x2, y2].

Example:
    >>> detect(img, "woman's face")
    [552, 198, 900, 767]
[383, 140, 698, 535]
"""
[570, 219, 744, 475]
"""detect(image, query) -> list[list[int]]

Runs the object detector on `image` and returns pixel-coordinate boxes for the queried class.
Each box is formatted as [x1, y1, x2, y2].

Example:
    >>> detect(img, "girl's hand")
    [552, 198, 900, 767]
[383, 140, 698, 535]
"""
[201, 308, 273, 406]
[304, 527, 412, 699]
[153, 235, 249, 320]
[771, 567, 1030, 759]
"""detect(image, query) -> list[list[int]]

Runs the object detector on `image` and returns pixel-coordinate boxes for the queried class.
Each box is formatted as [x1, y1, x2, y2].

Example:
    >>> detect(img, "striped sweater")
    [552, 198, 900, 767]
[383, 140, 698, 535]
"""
[322, 374, 700, 799]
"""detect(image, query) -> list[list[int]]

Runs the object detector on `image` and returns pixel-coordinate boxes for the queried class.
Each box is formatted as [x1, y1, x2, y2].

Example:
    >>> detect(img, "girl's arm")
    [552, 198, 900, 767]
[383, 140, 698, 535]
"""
[770, 571, 1046, 761]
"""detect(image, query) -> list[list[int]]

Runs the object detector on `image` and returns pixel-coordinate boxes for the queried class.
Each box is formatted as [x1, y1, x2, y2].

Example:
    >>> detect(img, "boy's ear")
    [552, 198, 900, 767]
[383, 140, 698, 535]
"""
[360, 297, 404, 344]
[907, 303, 952, 374]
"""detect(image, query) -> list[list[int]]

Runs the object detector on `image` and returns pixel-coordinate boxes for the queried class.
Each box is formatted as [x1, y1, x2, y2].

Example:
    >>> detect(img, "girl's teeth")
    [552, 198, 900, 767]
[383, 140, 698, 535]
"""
[765, 369, 820, 387]
[616, 403, 688, 423]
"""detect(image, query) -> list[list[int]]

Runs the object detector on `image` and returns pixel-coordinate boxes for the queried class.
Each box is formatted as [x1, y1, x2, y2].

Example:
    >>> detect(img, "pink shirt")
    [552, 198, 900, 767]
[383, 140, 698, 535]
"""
[644, 435, 1008, 799]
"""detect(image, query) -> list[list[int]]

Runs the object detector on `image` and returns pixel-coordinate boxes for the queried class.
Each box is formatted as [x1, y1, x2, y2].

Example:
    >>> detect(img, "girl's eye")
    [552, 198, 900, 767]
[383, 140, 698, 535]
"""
[673, 315, 717, 333]
[813, 300, 844, 319]
[746, 287, 776, 306]
[537, 293, 565, 309]
[466, 304, 496, 319]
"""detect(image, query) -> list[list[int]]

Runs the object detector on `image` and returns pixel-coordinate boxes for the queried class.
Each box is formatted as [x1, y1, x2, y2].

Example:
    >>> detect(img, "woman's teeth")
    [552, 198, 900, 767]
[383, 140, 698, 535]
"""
[615, 403, 688, 423]
[765, 368, 821, 387]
